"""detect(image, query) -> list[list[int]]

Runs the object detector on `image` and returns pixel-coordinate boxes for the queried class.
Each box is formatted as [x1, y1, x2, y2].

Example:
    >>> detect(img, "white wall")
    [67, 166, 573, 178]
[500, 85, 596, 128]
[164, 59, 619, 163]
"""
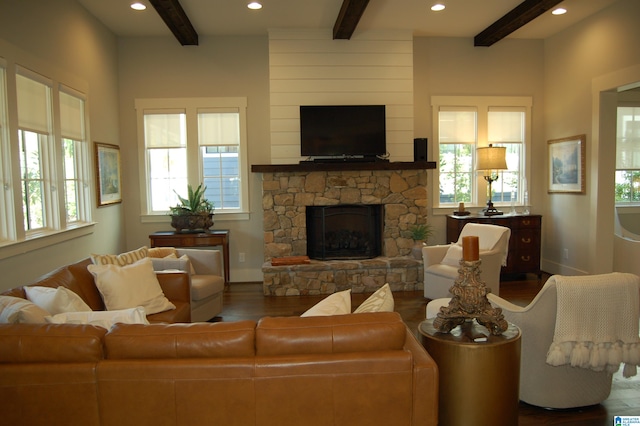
[542, 0, 640, 275]
[412, 37, 545, 245]
[0, 0, 122, 290]
[116, 36, 271, 282]
[268, 29, 415, 163]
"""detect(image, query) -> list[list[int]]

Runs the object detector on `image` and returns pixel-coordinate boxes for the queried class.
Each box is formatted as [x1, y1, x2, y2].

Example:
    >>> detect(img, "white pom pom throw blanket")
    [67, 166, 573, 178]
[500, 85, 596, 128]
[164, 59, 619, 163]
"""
[546, 273, 640, 378]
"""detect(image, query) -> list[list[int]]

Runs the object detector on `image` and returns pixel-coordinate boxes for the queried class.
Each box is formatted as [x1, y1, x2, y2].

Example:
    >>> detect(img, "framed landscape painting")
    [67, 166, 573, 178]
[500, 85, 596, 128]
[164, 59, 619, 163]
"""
[548, 134, 586, 194]
[95, 142, 122, 206]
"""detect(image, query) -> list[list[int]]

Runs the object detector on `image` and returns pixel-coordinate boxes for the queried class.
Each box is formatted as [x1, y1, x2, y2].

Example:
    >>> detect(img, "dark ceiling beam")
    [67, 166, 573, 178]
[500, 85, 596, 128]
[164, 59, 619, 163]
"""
[474, 0, 564, 47]
[149, 0, 199, 46]
[333, 0, 370, 40]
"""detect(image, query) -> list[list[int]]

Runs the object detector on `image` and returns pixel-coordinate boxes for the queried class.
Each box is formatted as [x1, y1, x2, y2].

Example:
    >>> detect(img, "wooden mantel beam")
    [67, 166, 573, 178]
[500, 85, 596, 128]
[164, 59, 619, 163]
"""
[149, 0, 199, 46]
[474, 0, 564, 47]
[333, 0, 370, 40]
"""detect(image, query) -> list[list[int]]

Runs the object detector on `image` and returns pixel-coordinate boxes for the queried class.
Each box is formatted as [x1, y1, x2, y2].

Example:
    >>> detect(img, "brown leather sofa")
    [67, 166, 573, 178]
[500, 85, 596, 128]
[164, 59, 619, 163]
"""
[0, 312, 438, 426]
[1, 258, 191, 323]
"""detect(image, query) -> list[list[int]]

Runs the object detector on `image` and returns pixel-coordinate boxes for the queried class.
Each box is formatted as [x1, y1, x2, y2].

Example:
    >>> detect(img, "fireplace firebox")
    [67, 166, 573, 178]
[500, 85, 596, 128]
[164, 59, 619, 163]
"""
[306, 205, 383, 260]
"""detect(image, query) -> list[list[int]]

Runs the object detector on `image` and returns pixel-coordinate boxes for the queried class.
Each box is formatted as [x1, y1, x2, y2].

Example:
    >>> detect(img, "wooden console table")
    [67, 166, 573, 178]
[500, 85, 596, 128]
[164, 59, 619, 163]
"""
[149, 230, 230, 286]
[447, 214, 542, 277]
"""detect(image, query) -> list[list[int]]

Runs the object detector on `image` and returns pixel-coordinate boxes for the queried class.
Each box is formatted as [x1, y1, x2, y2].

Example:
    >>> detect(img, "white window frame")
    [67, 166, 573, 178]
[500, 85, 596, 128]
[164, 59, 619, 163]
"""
[0, 58, 15, 243]
[135, 97, 250, 223]
[0, 49, 93, 260]
[59, 84, 91, 225]
[615, 103, 640, 205]
[432, 95, 532, 214]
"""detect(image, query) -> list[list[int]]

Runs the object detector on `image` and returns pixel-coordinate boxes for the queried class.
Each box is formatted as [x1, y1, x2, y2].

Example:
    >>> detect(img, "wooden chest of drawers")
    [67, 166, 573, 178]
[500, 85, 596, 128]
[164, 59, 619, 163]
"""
[446, 214, 542, 277]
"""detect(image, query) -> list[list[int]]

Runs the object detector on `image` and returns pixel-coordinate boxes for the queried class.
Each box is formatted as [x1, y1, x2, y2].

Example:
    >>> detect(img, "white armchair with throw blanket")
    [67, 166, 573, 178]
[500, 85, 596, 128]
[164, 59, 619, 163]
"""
[425, 272, 640, 408]
[422, 223, 510, 299]
[150, 248, 225, 322]
[487, 272, 640, 409]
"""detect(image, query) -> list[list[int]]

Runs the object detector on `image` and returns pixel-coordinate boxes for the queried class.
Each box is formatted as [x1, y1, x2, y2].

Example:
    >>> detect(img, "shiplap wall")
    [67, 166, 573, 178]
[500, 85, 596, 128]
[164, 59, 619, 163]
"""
[268, 29, 414, 164]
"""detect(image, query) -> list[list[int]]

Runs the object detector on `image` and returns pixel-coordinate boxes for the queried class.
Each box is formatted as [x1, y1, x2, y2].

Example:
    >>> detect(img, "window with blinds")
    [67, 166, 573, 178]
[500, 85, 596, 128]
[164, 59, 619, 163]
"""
[59, 87, 88, 224]
[198, 110, 241, 210]
[136, 98, 248, 217]
[144, 111, 187, 212]
[432, 96, 531, 209]
[16, 68, 52, 231]
[438, 107, 476, 204]
[0, 63, 90, 245]
[488, 108, 525, 204]
[616, 106, 640, 203]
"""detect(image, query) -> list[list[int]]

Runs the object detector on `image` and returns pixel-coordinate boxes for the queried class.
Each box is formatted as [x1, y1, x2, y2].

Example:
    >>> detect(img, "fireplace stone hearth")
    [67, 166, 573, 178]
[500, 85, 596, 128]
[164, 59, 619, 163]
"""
[257, 168, 429, 295]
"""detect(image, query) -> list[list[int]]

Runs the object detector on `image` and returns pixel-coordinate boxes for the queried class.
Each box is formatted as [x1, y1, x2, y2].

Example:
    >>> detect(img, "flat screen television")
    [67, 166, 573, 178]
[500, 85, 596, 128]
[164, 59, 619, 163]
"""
[300, 105, 386, 158]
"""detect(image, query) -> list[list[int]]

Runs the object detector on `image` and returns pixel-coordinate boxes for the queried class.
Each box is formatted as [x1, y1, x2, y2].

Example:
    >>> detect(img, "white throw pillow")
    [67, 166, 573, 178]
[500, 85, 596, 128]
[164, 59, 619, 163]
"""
[0, 295, 50, 324]
[46, 306, 149, 329]
[354, 283, 394, 313]
[88, 258, 175, 315]
[165, 253, 196, 275]
[24, 286, 91, 315]
[441, 244, 463, 267]
[300, 289, 351, 317]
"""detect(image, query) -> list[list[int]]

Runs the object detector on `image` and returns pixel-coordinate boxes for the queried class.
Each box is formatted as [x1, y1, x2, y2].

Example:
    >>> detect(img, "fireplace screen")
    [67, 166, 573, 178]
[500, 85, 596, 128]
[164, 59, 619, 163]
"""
[306, 204, 383, 260]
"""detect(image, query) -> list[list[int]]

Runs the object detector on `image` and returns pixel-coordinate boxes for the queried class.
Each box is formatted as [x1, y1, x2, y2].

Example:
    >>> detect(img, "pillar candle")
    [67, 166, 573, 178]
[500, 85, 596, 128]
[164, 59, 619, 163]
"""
[458, 202, 464, 212]
[462, 236, 479, 261]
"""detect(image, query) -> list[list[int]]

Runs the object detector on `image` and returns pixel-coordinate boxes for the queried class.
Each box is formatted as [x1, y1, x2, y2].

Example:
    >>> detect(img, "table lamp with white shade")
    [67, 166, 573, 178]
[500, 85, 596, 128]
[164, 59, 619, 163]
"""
[476, 144, 508, 216]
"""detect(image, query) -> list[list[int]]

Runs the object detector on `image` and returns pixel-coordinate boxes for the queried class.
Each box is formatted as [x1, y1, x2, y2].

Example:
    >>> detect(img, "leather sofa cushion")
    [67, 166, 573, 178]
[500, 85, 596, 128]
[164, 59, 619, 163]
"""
[105, 321, 257, 359]
[256, 311, 406, 356]
[0, 323, 106, 363]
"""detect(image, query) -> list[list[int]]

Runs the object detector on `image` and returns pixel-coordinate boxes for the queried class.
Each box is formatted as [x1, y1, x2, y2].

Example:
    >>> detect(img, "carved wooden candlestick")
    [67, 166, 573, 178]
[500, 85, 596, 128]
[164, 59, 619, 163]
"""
[432, 236, 508, 336]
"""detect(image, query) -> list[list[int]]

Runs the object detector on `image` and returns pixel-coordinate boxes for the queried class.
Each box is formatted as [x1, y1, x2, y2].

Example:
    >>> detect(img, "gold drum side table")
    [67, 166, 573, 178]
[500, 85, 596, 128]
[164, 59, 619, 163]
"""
[419, 319, 521, 426]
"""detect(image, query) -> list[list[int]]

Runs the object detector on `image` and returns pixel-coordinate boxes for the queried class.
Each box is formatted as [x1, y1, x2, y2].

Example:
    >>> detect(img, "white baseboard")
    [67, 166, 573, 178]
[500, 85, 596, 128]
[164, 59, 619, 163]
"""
[541, 258, 589, 276]
[231, 267, 263, 283]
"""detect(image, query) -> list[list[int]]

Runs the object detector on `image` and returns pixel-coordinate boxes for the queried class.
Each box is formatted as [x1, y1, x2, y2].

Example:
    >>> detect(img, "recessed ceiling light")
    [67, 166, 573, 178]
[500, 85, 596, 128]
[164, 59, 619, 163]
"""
[130, 2, 146, 11]
[552, 7, 567, 15]
[431, 3, 445, 12]
[247, 2, 262, 10]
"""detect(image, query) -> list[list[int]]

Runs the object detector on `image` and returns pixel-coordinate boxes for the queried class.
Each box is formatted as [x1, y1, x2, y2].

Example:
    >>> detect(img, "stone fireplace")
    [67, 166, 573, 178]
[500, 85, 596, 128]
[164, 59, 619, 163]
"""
[254, 165, 430, 296]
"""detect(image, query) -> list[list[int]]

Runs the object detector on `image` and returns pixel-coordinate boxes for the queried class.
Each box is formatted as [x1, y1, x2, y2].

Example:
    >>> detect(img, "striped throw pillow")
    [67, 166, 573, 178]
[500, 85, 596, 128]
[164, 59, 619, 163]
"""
[354, 283, 394, 313]
[91, 246, 149, 266]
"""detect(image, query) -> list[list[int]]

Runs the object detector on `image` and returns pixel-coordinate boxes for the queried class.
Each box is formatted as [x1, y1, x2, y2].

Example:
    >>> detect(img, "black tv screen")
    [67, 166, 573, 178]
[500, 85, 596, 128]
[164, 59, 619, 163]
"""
[300, 105, 386, 157]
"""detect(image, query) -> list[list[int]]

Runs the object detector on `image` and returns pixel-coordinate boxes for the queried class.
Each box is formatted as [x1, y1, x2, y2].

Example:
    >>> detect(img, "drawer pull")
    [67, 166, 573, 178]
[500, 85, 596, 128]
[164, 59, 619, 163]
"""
[522, 220, 530, 225]
[521, 237, 531, 244]
[521, 255, 531, 262]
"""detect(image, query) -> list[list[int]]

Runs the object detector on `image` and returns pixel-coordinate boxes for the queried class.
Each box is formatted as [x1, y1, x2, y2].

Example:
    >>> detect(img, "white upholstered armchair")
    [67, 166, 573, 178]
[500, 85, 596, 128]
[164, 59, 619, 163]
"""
[422, 223, 510, 299]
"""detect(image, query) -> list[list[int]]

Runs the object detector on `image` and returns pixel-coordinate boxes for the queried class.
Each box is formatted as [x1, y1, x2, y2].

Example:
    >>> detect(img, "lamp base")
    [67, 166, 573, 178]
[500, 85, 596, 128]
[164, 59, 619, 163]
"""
[482, 202, 503, 216]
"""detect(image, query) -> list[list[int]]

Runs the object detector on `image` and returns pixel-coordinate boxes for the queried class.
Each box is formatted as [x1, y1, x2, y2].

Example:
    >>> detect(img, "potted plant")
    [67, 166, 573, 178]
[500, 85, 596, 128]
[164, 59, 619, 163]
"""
[409, 223, 434, 260]
[169, 183, 215, 232]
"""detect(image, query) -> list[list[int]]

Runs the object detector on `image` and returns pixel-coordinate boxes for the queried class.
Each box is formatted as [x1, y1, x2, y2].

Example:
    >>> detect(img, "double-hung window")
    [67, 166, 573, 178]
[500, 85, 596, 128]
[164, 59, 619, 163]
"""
[432, 96, 531, 210]
[488, 108, 525, 204]
[14, 67, 90, 237]
[16, 69, 53, 232]
[59, 87, 89, 224]
[136, 97, 249, 219]
[0, 50, 91, 257]
[615, 105, 640, 203]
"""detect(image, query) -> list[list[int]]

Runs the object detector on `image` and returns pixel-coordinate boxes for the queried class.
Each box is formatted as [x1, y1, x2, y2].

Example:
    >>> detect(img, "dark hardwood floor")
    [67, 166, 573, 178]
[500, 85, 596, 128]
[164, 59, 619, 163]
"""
[222, 274, 640, 425]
